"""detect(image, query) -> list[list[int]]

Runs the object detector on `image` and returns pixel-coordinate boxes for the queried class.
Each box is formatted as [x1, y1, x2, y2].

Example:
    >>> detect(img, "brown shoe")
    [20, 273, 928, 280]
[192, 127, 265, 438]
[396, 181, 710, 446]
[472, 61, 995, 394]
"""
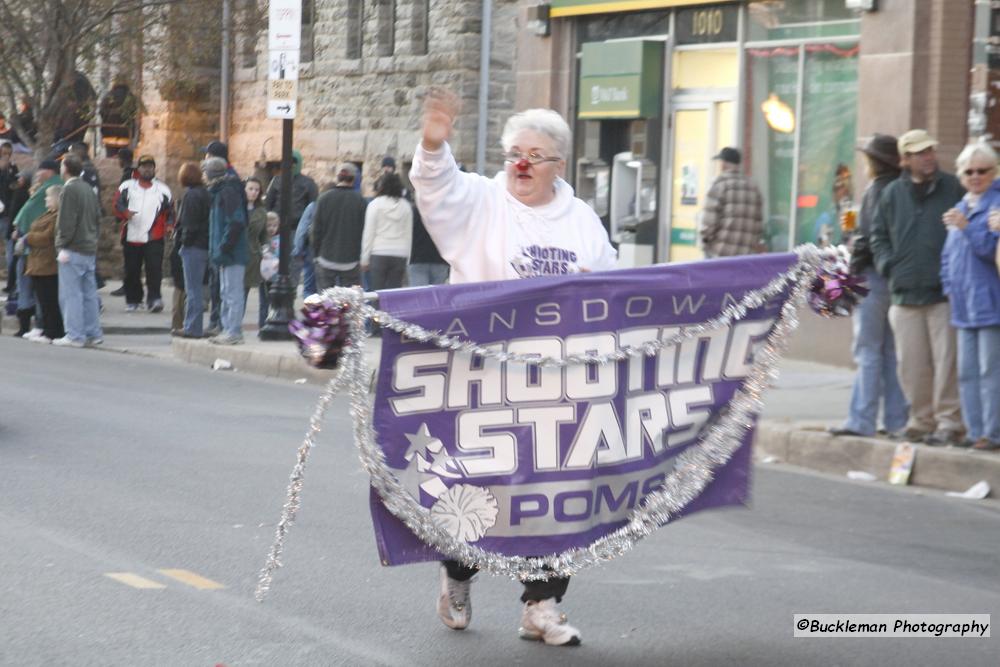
[971, 438, 1000, 451]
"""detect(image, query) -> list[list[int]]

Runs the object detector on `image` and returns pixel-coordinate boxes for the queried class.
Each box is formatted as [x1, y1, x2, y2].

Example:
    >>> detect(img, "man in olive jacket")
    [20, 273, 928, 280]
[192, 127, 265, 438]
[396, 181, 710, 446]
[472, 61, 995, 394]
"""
[55, 154, 103, 347]
[870, 129, 965, 445]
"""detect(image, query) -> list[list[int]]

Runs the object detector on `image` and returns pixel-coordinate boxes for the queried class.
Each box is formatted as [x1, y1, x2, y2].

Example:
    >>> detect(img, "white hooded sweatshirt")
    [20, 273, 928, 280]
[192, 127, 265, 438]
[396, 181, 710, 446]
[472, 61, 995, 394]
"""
[361, 195, 413, 264]
[410, 142, 617, 284]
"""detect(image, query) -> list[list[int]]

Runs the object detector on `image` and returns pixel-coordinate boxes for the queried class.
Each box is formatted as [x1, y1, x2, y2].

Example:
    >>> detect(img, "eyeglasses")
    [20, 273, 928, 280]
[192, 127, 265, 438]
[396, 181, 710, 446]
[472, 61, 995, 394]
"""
[502, 151, 562, 165]
[963, 167, 994, 176]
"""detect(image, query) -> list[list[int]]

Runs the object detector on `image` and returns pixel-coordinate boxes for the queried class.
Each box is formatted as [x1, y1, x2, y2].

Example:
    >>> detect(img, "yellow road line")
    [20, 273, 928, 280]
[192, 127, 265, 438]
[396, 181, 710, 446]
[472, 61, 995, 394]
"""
[157, 569, 225, 590]
[105, 572, 167, 589]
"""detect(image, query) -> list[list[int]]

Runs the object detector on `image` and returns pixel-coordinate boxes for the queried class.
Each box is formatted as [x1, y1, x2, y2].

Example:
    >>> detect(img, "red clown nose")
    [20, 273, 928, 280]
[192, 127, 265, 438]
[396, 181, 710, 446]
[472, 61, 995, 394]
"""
[515, 158, 531, 172]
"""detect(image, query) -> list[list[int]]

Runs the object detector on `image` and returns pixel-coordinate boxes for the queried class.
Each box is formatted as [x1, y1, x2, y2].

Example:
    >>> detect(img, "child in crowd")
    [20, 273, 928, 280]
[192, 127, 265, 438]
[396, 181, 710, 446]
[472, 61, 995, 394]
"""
[258, 211, 281, 328]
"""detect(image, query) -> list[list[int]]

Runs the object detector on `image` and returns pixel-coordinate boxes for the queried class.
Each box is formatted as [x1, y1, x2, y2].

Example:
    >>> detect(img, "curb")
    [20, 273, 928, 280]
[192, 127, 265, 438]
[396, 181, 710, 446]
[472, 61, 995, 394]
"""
[171, 338, 338, 385]
[755, 422, 1000, 496]
[168, 331, 1000, 499]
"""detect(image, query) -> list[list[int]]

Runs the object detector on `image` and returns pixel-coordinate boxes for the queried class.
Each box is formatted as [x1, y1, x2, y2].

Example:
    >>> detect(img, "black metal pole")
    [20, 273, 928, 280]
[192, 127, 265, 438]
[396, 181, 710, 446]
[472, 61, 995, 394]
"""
[259, 117, 295, 340]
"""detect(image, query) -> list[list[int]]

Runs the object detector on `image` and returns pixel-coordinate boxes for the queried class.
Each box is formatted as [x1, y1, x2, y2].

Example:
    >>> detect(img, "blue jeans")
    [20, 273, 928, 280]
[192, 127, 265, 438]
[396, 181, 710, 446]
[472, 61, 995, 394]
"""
[259, 283, 269, 329]
[180, 246, 208, 336]
[2, 217, 15, 292]
[301, 247, 317, 297]
[16, 253, 35, 311]
[408, 262, 450, 286]
[57, 250, 102, 342]
[209, 265, 222, 330]
[957, 326, 1000, 443]
[843, 269, 909, 435]
[218, 263, 245, 338]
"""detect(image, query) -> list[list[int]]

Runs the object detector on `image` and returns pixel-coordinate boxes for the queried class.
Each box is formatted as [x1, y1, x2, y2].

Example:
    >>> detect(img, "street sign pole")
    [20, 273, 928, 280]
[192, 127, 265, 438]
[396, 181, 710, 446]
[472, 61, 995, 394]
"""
[260, 119, 295, 340]
[260, 0, 301, 341]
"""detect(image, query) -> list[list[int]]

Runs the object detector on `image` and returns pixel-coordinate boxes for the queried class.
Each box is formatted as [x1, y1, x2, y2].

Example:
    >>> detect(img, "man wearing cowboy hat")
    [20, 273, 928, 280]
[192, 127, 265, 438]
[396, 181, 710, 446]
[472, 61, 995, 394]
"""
[830, 133, 909, 440]
[870, 129, 965, 446]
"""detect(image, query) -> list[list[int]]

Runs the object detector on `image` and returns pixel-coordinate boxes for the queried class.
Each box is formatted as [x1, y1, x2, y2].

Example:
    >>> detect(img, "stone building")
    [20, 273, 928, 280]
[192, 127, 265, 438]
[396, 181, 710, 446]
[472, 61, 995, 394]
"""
[138, 0, 520, 195]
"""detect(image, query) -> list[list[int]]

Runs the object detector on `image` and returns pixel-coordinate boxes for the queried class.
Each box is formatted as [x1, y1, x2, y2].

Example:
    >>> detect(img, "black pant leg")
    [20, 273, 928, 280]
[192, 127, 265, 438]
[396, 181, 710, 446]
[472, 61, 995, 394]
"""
[209, 266, 221, 327]
[123, 244, 145, 304]
[368, 256, 388, 292]
[33, 275, 64, 339]
[521, 575, 570, 603]
[144, 239, 164, 303]
[442, 560, 478, 582]
[333, 265, 361, 287]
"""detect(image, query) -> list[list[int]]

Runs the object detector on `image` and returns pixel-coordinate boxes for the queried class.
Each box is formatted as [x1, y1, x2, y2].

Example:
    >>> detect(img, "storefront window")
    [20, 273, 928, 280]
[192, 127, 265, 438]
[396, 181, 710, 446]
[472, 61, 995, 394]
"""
[796, 43, 859, 247]
[746, 47, 799, 251]
[747, 0, 859, 41]
[745, 42, 859, 251]
[972, 0, 992, 67]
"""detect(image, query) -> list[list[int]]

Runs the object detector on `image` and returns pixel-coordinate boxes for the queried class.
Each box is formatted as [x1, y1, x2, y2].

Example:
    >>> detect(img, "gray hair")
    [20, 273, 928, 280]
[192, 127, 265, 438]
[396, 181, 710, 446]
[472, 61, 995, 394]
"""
[201, 157, 228, 182]
[500, 109, 572, 159]
[956, 142, 998, 173]
[335, 161, 358, 183]
[45, 185, 63, 201]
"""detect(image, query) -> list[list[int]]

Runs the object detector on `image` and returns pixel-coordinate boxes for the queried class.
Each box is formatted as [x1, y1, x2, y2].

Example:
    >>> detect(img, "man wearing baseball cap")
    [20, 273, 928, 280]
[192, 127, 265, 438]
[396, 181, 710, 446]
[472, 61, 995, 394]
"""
[113, 153, 174, 312]
[698, 147, 764, 257]
[870, 129, 966, 446]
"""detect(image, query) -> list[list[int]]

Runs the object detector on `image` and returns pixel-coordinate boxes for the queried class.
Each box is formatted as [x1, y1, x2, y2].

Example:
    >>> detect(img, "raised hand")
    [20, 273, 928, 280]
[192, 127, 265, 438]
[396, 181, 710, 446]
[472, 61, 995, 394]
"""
[421, 87, 460, 152]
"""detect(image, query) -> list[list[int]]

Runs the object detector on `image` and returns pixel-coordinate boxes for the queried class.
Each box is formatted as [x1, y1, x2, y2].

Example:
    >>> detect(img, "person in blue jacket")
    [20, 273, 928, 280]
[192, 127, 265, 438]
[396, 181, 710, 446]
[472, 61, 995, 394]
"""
[941, 142, 1000, 451]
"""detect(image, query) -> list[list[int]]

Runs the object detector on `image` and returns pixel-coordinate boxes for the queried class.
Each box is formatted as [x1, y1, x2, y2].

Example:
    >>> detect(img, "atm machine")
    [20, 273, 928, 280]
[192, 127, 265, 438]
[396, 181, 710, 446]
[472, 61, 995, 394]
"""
[610, 151, 657, 268]
[575, 156, 610, 218]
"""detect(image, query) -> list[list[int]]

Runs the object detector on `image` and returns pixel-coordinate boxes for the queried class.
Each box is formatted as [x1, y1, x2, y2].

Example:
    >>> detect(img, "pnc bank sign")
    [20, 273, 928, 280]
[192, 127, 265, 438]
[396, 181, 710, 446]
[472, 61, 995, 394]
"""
[578, 40, 662, 119]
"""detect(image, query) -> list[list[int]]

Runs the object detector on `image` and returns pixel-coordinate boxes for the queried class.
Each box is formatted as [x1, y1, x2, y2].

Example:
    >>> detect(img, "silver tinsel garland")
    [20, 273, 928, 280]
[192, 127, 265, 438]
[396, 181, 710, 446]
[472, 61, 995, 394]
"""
[256, 245, 840, 599]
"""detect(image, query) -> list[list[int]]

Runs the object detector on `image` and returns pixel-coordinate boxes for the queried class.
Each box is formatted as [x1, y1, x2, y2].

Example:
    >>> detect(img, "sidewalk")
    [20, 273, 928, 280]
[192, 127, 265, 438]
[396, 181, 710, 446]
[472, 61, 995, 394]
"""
[2, 280, 295, 361]
[6, 282, 997, 498]
[759, 360, 1000, 496]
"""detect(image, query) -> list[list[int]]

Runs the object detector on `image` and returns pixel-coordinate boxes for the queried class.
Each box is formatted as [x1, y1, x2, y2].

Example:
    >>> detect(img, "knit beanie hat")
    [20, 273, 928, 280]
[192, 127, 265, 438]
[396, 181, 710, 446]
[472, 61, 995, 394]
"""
[201, 157, 228, 182]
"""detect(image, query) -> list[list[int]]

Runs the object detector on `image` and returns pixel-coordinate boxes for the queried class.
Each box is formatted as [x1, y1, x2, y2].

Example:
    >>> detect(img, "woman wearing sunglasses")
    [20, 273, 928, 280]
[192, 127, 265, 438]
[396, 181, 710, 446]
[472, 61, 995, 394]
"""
[940, 142, 1000, 451]
[409, 89, 618, 646]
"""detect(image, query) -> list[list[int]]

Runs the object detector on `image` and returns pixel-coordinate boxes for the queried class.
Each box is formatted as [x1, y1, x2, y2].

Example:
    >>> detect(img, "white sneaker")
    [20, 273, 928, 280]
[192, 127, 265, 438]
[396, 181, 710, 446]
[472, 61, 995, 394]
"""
[28, 334, 52, 344]
[85, 337, 104, 347]
[518, 599, 581, 646]
[23, 328, 44, 340]
[437, 565, 473, 630]
[52, 336, 85, 348]
[209, 334, 244, 346]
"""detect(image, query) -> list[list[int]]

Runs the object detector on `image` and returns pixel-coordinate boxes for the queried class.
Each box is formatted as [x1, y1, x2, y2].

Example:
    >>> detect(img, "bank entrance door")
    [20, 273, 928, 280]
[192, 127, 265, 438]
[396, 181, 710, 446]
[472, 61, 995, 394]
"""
[667, 99, 734, 262]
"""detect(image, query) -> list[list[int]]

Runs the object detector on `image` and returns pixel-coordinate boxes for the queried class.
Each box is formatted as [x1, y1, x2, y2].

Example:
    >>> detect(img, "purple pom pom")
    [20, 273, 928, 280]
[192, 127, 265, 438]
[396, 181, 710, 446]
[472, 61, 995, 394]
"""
[808, 268, 869, 318]
[289, 295, 353, 369]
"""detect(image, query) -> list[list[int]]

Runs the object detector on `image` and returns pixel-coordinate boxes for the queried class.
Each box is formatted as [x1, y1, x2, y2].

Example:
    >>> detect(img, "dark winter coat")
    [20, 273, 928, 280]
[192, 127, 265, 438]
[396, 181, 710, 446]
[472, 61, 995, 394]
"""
[311, 185, 367, 264]
[208, 175, 248, 267]
[870, 170, 965, 305]
[178, 185, 212, 250]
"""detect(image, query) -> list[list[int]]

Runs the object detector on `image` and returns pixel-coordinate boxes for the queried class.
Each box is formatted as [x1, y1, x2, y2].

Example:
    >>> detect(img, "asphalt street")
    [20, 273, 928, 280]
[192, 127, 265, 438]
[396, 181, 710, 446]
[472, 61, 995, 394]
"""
[1, 336, 998, 666]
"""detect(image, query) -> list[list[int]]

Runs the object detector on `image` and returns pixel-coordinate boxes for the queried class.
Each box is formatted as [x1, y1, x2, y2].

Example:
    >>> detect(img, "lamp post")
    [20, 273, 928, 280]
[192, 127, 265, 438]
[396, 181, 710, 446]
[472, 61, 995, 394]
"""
[259, 0, 302, 341]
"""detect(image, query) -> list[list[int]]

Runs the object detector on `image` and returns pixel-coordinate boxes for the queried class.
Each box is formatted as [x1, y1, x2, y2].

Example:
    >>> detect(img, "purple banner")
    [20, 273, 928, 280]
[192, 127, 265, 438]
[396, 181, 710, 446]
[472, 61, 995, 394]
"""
[369, 253, 797, 566]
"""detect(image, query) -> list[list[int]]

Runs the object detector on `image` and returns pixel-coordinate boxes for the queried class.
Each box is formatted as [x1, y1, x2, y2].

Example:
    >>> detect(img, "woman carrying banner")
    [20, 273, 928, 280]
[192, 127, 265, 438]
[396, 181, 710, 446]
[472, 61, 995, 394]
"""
[409, 88, 617, 646]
